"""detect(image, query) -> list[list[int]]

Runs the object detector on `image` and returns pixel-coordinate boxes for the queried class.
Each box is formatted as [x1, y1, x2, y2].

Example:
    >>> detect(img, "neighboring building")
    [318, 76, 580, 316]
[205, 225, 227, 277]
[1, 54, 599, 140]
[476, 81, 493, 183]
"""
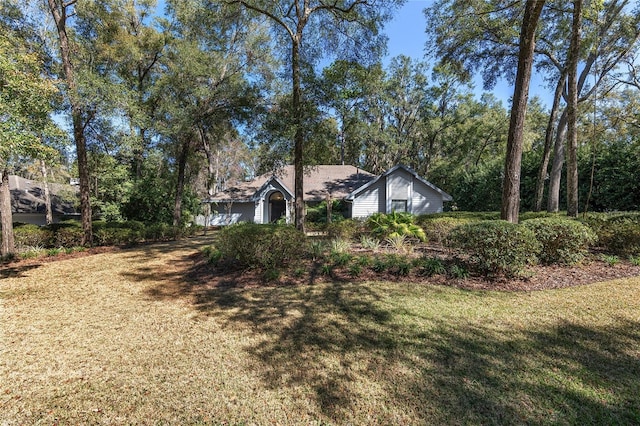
[201, 164, 452, 226]
[9, 175, 79, 225]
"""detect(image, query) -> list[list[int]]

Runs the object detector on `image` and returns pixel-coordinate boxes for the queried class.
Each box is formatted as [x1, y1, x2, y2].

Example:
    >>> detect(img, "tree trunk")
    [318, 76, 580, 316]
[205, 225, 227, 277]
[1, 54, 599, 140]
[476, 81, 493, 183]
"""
[40, 159, 53, 225]
[501, 0, 546, 223]
[292, 38, 305, 232]
[173, 137, 190, 229]
[566, 0, 583, 218]
[547, 109, 568, 212]
[48, 0, 92, 245]
[533, 71, 566, 211]
[0, 168, 15, 257]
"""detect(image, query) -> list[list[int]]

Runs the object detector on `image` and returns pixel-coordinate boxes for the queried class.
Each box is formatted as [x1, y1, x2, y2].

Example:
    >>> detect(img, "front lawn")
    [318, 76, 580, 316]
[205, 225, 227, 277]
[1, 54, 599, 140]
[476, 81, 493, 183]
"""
[1, 235, 639, 424]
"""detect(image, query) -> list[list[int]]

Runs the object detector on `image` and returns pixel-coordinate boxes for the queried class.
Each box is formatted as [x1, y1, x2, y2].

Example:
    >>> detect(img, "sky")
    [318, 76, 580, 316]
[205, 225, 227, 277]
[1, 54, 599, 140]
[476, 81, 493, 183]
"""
[383, 0, 550, 108]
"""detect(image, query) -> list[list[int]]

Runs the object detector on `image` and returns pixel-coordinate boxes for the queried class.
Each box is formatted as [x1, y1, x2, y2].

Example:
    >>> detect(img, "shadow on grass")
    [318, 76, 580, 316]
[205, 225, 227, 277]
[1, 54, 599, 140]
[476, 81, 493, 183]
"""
[135, 246, 640, 424]
[0, 263, 40, 279]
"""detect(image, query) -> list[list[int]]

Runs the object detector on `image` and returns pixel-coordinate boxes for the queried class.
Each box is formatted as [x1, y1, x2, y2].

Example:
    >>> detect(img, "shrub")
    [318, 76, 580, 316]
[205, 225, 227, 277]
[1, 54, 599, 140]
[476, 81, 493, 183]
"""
[522, 217, 596, 265]
[449, 264, 469, 279]
[582, 213, 640, 256]
[330, 238, 351, 254]
[145, 222, 173, 241]
[47, 222, 84, 247]
[448, 220, 541, 276]
[13, 224, 53, 248]
[307, 240, 327, 261]
[418, 217, 469, 244]
[385, 254, 412, 276]
[359, 235, 381, 250]
[416, 256, 446, 276]
[217, 223, 307, 270]
[367, 212, 426, 242]
[326, 219, 362, 240]
[202, 245, 223, 265]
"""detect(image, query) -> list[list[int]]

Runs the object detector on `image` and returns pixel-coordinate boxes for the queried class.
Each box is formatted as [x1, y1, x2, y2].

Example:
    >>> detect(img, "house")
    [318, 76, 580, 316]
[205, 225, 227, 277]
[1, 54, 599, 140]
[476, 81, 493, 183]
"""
[9, 175, 79, 225]
[201, 164, 452, 226]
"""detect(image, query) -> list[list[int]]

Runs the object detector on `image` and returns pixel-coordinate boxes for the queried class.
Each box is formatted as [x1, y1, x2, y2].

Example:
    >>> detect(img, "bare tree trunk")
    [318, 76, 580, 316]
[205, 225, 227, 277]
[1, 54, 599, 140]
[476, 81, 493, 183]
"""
[0, 168, 15, 256]
[566, 0, 583, 218]
[534, 71, 566, 211]
[173, 138, 190, 229]
[292, 38, 305, 232]
[547, 109, 568, 212]
[501, 0, 546, 223]
[40, 159, 53, 225]
[48, 0, 92, 245]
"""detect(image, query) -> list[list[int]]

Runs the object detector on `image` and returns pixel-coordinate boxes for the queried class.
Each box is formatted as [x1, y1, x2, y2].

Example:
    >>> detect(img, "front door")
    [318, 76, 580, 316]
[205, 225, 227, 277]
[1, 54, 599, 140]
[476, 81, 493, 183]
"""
[269, 191, 286, 222]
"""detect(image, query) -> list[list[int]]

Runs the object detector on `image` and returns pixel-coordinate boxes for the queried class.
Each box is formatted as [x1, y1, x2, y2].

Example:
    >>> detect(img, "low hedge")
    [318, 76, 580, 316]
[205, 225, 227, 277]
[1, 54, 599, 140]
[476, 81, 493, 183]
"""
[582, 213, 640, 256]
[448, 220, 541, 275]
[522, 217, 596, 265]
[217, 223, 307, 270]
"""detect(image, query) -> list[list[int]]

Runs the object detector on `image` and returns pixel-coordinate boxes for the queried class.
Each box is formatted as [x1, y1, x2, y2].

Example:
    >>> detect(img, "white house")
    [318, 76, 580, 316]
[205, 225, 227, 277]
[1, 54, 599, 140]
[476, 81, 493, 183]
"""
[201, 164, 452, 225]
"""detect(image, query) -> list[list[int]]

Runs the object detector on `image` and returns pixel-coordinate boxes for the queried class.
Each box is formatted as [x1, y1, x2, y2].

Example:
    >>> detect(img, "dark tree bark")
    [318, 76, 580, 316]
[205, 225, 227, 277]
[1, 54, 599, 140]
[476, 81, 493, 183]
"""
[501, 0, 546, 223]
[0, 168, 15, 256]
[173, 137, 190, 229]
[48, 0, 93, 245]
[547, 108, 568, 212]
[566, 0, 583, 218]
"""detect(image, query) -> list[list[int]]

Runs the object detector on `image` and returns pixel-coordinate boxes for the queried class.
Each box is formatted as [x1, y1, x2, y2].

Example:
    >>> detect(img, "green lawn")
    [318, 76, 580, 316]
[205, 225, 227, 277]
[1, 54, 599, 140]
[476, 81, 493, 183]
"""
[1, 235, 639, 424]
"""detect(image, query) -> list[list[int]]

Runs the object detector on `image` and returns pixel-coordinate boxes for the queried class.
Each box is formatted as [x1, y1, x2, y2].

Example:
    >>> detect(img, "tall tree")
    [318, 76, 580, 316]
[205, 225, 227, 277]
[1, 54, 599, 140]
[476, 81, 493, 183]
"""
[0, 9, 60, 255]
[566, 0, 583, 217]
[501, 0, 545, 223]
[47, 0, 93, 245]
[225, 0, 402, 231]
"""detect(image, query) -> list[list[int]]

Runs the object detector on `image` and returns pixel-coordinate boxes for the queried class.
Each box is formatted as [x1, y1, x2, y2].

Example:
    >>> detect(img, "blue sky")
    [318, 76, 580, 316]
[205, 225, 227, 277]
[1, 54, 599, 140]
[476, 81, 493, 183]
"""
[383, 0, 551, 108]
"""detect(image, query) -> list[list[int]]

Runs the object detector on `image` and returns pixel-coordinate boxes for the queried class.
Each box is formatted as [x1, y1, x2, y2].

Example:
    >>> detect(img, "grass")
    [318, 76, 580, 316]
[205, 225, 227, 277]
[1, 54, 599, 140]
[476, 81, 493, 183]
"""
[1, 236, 640, 424]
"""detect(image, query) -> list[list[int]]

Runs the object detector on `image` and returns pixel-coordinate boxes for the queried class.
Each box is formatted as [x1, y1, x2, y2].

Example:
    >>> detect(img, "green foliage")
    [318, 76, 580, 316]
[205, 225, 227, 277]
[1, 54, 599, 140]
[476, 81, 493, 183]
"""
[371, 257, 387, 273]
[601, 255, 620, 267]
[13, 224, 52, 248]
[416, 256, 446, 276]
[629, 256, 640, 266]
[306, 200, 349, 224]
[330, 238, 351, 254]
[217, 223, 307, 270]
[326, 219, 362, 240]
[145, 222, 173, 241]
[367, 212, 426, 242]
[359, 235, 381, 250]
[348, 263, 362, 277]
[417, 216, 470, 244]
[385, 234, 409, 252]
[522, 217, 596, 265]
[202, 245, 223, 265]
[330, 251, 352, 267]
[47, 221, 84, 248]
[307, 240, 327, 261]
[385, 254, 412, 276]
[582, 213, 640, 256]
[448, 221, 541, 276]
[449, 264, 469, 279]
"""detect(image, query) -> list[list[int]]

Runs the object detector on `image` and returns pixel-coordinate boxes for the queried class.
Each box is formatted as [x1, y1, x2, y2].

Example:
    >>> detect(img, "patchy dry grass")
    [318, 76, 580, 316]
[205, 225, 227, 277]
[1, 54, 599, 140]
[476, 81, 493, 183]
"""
[1, 236, 640, 424]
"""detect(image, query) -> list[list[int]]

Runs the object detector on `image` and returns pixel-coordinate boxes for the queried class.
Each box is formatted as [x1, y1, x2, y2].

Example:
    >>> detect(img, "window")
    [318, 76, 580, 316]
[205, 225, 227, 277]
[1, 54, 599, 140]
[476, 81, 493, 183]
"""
[391, 199, 407, 213]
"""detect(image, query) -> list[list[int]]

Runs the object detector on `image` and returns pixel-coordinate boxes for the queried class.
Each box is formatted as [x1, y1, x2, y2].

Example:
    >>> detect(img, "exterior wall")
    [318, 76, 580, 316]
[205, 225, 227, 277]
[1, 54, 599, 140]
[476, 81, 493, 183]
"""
[198, 202, 256, 226]
[386, 168, 412, 213]
[351, 179, 385, 218]
[411, 180, 444, 214]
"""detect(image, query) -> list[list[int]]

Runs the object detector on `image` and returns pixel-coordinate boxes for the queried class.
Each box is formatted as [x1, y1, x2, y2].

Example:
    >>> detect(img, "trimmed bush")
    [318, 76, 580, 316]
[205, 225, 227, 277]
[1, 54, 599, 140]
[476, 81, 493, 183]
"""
[13, 224, 53, 248]
[46, 221, 84, 247]
[448, 220, 541, 275]
[582, 213, 640, 256]
[217, 223, 307, 270]
[326, 219, 363, 240]
[522, 217, 596, 265]
[419, 217, 470, 244]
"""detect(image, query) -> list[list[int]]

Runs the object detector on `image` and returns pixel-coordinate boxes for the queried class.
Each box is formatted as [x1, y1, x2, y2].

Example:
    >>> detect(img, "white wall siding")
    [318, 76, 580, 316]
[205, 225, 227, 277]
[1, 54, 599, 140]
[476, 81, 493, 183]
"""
[411, 180, 444, 214]
[352, 179, 385, 218]
[197, 202, 256, 226]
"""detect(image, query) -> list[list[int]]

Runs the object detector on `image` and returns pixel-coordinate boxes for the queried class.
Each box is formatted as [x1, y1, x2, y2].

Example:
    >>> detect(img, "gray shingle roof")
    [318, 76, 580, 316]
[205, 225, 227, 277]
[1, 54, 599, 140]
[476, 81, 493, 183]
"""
[9, 175, 78, 214]
[208, 165, 376, 202]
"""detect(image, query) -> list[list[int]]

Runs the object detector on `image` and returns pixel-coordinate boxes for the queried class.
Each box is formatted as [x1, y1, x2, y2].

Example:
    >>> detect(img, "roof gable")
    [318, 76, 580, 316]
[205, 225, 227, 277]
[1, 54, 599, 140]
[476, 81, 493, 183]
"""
[346, 164, 452, 201]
